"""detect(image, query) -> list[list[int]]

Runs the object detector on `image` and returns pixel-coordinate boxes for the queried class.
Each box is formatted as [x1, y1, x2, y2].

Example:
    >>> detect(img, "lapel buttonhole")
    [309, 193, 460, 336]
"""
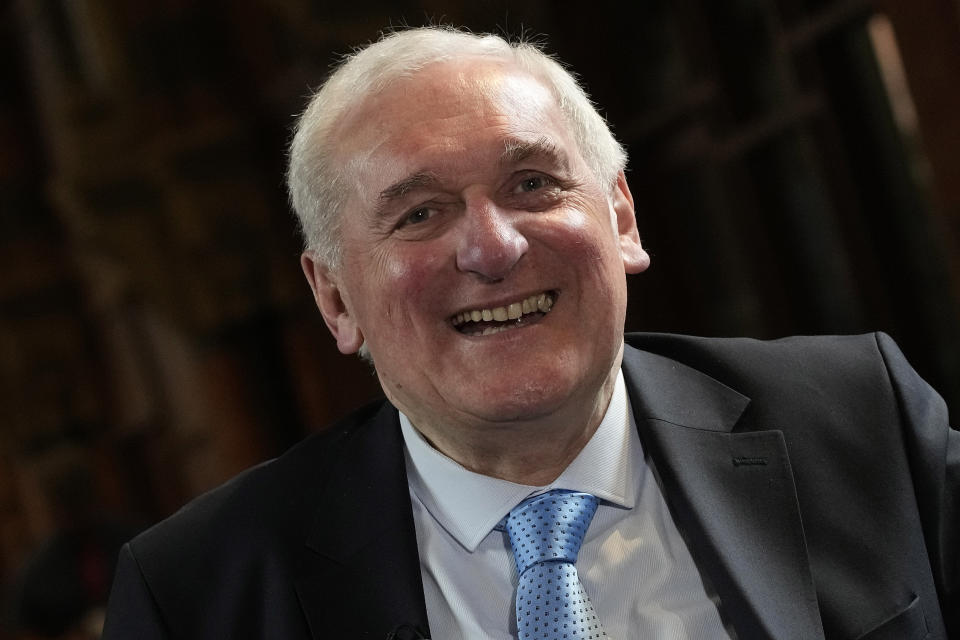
[732, 456, 768, 466]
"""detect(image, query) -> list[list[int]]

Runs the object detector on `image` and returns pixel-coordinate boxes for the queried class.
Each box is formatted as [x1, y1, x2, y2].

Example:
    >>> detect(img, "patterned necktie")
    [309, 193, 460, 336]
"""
[501, 489, 608, 640]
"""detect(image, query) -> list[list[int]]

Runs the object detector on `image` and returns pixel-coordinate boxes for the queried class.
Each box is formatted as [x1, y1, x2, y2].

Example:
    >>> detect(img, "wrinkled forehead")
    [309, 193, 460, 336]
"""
[332, 58, 580, 201]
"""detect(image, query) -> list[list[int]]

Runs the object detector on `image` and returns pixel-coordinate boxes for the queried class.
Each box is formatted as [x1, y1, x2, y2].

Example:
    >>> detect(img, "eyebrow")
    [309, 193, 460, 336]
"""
[499, 137, 570, 172]
[378, 171, 440, 202]
[373, 137, 570, 219]
[375, 171, 441, 218]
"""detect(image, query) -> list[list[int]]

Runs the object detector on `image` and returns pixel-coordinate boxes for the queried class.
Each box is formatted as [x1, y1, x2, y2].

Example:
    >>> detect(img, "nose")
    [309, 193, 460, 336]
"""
[455, 199, 529, 281]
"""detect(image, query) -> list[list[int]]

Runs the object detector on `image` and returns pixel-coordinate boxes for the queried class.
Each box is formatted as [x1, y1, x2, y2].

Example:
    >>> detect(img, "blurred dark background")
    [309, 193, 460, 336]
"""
[1, 1, 959, 637]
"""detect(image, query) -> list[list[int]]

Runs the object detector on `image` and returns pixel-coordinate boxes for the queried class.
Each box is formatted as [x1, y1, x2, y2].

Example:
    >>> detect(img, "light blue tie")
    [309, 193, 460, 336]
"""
[501, 489, 608, 640]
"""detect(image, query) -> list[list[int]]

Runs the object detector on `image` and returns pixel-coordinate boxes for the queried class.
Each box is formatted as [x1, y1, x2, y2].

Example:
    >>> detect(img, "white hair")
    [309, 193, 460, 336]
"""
[287, 25, 627, 270]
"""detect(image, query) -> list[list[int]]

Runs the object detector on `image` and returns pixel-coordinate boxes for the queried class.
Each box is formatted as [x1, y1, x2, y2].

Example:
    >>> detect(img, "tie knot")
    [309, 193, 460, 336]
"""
[501, 489, 599, 575]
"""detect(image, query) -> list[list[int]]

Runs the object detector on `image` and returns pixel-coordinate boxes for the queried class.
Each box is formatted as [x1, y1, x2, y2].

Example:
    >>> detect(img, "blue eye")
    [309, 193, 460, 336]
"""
[520, 176, 548, 192]
[403, 208, 431, 225]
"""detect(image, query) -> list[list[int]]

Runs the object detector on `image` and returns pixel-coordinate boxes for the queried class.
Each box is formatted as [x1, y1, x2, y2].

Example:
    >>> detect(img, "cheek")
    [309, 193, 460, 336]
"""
[533, 207, 613, 264]
[369, 245, 450, 313]
[532, 207, 629, 318]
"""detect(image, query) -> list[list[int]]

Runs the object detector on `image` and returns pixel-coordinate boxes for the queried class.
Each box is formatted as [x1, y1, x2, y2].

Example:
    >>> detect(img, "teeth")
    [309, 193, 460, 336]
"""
[537, 293, 553, 312]
[482, 325, 510, 336]
[451, 292, 556, 329]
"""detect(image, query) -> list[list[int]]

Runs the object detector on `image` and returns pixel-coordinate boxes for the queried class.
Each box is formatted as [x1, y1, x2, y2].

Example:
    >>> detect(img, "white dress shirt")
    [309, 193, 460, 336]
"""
[400, 369, 733, 639]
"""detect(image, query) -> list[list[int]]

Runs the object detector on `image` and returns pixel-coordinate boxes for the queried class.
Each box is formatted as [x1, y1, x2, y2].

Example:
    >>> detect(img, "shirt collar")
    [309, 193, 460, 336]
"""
[400, 369, 642, 552]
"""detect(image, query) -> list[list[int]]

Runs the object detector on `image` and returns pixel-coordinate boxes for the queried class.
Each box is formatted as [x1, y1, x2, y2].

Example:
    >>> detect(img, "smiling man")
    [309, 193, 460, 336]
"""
[102, 27, 958, 640]
[300, 55, 649, 487]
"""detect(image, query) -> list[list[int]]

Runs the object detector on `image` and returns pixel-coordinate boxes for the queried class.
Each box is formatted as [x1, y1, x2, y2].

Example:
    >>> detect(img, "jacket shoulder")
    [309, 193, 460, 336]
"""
[126, 399, 394, 593]
[625, 330, 889, 362]
[624, 332, 895, 393]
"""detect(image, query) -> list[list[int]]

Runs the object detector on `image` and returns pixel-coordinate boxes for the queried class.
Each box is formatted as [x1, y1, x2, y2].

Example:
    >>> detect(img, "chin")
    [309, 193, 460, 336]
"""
[460, 374, 581, 423]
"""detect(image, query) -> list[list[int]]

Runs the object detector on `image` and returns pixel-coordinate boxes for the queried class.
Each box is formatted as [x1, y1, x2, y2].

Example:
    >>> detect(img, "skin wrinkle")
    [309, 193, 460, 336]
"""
[419, 352, 617, 479]
[375, 136, 570, 207]
[378, 172, 441, 210]
[302, 57, 649, 485]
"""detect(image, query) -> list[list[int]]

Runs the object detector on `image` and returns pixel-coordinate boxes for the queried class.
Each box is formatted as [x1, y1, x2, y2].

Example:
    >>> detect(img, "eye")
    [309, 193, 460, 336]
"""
[399, 207, 433, 227]
[516, 175, 551, 193]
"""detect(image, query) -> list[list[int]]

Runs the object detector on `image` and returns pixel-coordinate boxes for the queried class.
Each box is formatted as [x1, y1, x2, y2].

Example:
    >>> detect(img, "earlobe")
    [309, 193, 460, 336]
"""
[300, 252, 365, 354]
[610, 171, 651, 275]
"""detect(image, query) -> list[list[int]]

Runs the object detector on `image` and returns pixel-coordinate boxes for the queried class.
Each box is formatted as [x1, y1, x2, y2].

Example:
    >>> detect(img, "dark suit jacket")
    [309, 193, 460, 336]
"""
[102, 333, 958, 639]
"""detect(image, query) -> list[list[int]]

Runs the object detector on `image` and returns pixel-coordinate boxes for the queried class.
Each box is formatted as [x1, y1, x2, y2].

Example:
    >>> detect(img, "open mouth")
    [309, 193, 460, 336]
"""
[451, 291, 556, 336]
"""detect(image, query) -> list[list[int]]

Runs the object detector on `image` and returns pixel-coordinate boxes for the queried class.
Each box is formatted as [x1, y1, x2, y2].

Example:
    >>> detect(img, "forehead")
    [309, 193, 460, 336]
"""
[335, 59, 578, 196]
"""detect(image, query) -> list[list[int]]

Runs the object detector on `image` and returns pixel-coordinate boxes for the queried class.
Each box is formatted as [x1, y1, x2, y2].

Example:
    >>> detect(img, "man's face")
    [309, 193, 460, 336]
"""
[303, 58, 649, 433]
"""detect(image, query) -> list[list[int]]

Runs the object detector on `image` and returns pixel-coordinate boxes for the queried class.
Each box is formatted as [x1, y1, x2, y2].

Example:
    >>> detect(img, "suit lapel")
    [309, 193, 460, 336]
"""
[294, 403, 430, 639]
[622, 345, 825, 640]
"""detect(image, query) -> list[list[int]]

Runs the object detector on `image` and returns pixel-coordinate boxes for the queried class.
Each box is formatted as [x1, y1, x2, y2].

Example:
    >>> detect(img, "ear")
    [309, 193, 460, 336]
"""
[300, 252, 365, 354]
[611, 170, 651, 274]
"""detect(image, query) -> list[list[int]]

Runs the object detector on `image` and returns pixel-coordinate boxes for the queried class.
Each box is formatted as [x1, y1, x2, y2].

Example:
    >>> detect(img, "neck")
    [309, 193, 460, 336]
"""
[406, 364, 620, 486]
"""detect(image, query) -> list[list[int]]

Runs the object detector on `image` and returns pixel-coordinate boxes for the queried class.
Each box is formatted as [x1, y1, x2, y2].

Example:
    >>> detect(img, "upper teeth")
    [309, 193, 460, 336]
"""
[451, 292, 554, 327]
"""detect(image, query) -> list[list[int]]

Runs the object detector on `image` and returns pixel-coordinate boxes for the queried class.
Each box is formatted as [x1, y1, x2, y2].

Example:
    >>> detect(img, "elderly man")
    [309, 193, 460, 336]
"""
[102, 27, 958, 640]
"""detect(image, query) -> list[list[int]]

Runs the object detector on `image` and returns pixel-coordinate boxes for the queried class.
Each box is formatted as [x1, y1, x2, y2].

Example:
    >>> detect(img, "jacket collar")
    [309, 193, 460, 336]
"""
[622, 342, 825, 640]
